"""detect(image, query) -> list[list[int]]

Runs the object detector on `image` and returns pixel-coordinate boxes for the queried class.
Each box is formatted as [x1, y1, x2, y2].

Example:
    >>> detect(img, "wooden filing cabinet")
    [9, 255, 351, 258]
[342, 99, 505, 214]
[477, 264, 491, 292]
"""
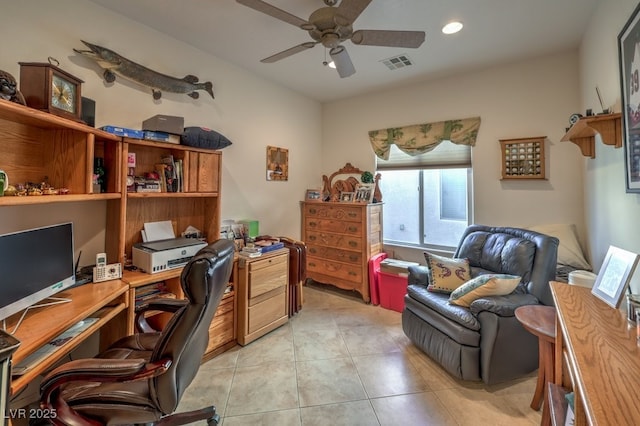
[204, 257, 238, 361]
[301, 202, 383, 302]
[124, 257, 238, 361]
[237, 249, 289, 345]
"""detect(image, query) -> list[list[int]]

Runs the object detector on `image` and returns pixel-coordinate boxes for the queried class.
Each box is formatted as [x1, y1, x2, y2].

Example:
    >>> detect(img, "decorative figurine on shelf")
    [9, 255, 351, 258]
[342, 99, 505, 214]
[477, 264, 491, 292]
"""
[0, 70, 26, 105]
[361, 171, 374, 184]
[373, 172, 382, 202]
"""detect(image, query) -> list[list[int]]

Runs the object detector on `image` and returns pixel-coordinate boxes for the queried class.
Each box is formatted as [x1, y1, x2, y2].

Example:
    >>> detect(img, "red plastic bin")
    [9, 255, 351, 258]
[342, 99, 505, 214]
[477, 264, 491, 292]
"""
[378, 271, 409, 312]
[368, 252, 388, 306]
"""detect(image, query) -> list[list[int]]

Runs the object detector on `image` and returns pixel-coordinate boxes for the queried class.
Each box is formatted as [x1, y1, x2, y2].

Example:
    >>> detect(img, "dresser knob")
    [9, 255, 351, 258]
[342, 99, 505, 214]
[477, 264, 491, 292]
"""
[309, 208, 317, 214]
[348, 226, 357, 232]
[349, 241, 357, 247]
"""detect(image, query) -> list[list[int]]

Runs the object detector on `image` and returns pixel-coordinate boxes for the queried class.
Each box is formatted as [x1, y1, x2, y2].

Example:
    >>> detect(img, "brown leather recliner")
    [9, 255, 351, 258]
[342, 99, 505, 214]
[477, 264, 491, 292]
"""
[39, 239, 235, 426]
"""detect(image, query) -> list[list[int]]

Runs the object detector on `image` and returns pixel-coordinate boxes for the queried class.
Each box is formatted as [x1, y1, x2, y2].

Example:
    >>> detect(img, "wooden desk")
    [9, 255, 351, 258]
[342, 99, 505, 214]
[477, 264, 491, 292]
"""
[550, 281, 640, 425]
[8, 280, 130, 395]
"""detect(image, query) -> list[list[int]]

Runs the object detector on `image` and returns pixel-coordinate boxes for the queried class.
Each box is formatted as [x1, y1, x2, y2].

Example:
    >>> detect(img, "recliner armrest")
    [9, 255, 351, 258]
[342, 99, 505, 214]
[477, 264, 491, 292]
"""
[408, 265, 430, 286]
[469, 293, 540, 317]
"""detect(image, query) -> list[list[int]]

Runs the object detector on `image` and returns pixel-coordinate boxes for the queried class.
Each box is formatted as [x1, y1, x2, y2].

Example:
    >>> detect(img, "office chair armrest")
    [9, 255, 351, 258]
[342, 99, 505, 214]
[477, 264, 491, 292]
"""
[135, 298, 189, 332]
[40, 357, 172, 426]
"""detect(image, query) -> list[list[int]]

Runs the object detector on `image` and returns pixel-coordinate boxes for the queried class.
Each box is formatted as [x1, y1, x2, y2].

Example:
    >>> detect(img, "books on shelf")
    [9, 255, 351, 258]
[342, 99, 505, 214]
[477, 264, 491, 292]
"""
[240, 246, 262, 258]
[134, 282, 175, 308]
[101, 125, 144, 139]
[143, 131, 181, 144]
[259, 241, 285, 253]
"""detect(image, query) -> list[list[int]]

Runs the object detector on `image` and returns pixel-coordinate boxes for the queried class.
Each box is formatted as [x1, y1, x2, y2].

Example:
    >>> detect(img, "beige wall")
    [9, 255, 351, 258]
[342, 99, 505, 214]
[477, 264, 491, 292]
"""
[323, 52, 584, 262]
[0, 0, 322, 265]
[581, 0, 640, 291]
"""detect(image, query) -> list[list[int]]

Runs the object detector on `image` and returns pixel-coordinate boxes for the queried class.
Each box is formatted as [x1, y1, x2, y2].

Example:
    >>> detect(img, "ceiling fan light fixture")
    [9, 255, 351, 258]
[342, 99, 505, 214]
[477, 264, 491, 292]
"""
[442, 21, 463, 35]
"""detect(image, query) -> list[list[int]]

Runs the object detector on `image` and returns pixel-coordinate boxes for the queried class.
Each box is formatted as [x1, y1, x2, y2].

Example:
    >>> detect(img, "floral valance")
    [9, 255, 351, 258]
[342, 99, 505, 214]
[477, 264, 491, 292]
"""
[368, 117, 481, 160]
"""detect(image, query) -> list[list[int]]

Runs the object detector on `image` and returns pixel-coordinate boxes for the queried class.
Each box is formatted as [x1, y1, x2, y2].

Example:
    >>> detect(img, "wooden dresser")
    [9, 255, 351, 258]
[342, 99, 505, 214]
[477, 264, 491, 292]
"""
[301, 202, 383, 303]
[550, 281, 640, 425]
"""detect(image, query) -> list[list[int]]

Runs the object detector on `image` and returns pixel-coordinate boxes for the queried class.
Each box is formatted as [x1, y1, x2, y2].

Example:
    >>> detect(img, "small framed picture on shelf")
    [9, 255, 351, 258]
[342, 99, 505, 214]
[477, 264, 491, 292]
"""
[305, 189, 322, 202]
[591, 245, 640, 309]
[339, 191, 355, 202]
[354, 184, 374, 203]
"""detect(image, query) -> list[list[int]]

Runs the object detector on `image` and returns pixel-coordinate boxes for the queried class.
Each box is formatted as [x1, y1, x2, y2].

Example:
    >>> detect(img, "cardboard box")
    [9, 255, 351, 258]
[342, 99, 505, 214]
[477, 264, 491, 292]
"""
[380, 259, 419, 275]
[142, 115, 184, 135]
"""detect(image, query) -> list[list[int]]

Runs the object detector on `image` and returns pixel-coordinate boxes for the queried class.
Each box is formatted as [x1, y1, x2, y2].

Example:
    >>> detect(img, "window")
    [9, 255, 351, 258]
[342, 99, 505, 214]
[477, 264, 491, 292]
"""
[377, 141, 472, 249]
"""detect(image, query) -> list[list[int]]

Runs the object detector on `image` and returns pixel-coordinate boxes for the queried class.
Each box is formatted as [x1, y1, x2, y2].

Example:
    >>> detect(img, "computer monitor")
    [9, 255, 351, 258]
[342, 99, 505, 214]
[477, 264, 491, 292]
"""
[0, 223, 76, 321]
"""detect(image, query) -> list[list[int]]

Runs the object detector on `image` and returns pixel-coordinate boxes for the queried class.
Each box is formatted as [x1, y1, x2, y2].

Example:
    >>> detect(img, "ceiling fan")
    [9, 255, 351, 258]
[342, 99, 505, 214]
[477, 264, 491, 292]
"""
[236, 0, 426, 78]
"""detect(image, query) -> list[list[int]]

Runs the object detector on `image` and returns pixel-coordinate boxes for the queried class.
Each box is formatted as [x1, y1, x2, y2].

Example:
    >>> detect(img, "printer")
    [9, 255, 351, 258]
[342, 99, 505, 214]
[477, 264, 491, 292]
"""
[132, 237, 207, 274]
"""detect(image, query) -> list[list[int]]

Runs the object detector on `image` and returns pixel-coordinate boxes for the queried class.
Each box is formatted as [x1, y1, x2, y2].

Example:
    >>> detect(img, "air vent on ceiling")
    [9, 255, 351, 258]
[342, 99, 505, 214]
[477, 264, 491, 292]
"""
[380, 54, 413, 70]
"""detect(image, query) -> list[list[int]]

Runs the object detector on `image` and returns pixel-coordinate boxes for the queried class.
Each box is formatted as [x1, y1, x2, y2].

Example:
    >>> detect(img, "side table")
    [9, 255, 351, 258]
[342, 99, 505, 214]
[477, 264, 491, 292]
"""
[514, 305, 556, 420]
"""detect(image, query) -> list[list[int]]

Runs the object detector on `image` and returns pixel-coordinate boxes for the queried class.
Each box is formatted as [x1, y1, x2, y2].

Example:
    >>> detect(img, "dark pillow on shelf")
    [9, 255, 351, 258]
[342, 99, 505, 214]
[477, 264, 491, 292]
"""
[180, 127, 232, 150]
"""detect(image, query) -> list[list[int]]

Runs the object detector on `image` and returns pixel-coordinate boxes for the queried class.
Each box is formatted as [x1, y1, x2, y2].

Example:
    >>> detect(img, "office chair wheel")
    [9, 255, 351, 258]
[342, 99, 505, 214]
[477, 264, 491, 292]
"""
[207, 413, 220, 425]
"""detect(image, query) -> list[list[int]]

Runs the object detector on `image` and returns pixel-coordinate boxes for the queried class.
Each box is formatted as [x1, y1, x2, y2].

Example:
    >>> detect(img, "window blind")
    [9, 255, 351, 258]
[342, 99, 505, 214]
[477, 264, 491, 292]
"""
[376, 140, 471, 170]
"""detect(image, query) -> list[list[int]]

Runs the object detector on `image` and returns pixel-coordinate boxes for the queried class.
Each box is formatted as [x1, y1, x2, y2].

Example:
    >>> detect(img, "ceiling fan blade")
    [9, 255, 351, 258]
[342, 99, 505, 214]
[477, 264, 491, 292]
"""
[352, 30, 426, 48]
[330, 46, 356, 78]
[236, 0, 312, 29]
[260, 42, 317, 63]
[336, 0, 372, 24]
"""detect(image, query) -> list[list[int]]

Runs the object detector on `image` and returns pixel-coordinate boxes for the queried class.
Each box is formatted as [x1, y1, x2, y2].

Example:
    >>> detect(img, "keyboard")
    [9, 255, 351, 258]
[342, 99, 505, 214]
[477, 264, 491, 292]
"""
[12, 317, 99, 376]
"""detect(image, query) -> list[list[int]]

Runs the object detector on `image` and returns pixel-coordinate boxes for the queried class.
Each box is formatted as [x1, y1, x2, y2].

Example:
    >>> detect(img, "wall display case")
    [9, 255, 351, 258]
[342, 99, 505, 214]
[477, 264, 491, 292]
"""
[499, 136, 546, 180]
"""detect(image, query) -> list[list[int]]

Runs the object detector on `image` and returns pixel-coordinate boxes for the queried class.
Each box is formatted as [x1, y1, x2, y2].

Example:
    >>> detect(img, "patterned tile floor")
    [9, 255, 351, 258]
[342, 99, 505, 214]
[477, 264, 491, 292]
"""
[178, 284, 542, 425]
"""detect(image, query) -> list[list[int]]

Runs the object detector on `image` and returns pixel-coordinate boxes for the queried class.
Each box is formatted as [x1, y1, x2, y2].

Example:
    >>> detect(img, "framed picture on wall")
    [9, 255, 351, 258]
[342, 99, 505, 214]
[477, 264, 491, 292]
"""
[591, 246, 640, 309]
[618, 2, 640, 192]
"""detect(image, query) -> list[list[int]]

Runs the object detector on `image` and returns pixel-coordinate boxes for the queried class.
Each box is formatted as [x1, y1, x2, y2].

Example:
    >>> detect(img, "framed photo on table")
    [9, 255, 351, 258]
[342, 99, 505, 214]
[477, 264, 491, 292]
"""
[354, 183, 374, 203]
[305, 189, 322, 202]
[591, 245, 640, 308]
[618, 2, 640, 192]
[339, 191, 354, 202]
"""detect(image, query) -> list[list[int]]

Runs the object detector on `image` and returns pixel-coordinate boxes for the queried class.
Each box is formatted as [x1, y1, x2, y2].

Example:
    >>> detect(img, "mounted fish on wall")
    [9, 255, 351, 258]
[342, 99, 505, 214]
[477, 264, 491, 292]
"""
[73, 40, 214, 100]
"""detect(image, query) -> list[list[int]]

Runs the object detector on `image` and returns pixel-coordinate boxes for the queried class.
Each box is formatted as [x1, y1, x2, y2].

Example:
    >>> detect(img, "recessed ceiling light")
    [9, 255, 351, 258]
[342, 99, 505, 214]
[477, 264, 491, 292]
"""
[442, 21, 463, 35]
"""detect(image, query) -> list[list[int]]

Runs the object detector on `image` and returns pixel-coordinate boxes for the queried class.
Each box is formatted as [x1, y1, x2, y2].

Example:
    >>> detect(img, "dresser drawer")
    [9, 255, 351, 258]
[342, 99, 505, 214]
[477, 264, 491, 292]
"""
[207, 309, 234, 351]
[305, 231, 362, 251]
[207, 296, 235, 351]
[305, 217, 362, 234]
[306, 244, 362, 264]
[304, 204, 362, 222]
[307, 257, 362, 284]
[248, 255, 288, 299]
[248, 286, 286, 333]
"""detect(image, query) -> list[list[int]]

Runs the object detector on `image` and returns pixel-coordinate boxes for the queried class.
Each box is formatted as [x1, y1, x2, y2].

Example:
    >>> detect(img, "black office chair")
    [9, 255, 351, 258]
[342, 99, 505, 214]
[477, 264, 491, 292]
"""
[39, 239, 235, 426]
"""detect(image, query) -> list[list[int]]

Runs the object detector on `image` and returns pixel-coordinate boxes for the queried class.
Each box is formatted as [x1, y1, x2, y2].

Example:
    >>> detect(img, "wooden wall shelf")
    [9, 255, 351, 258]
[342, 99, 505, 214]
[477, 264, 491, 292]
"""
[561, 112, 621, 158]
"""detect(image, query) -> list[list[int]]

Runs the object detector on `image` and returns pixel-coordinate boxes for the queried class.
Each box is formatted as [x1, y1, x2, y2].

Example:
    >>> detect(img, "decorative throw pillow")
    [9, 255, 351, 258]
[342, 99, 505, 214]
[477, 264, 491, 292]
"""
[449, 274, 521, 307]
[180, 127, 232, 150]
[424, 252, 471, 293]
[527, 223, 591, 269]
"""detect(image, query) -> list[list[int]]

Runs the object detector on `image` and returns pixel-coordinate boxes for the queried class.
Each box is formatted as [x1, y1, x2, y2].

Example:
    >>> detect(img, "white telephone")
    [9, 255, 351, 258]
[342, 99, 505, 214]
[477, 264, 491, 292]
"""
[93, 252, 122, 282]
